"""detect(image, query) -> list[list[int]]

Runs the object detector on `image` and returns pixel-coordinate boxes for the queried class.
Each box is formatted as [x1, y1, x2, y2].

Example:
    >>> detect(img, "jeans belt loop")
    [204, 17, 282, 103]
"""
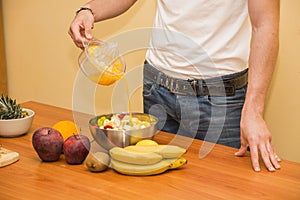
[175, 80, 179, 92]
[155, 72, 163, 89]
[190, 80, 199, 95]
[225, 82, 236, 96]
[165, 77, 169, 88]
[169, 78, 174, 93]
[170, 79, 185, 94]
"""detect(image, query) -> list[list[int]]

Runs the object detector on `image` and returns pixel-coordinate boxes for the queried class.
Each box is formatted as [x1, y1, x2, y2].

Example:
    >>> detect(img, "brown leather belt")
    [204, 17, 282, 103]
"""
[144, 63, 248, 96]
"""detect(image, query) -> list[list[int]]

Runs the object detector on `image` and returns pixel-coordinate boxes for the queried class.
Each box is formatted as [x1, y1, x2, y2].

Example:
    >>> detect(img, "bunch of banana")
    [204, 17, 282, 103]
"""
[109, 140, 187, 176]
[124, 144, 187, 159]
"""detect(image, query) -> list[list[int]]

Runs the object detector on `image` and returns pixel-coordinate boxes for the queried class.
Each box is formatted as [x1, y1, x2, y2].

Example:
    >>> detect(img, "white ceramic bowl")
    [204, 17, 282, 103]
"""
[0, 108, 35, 137]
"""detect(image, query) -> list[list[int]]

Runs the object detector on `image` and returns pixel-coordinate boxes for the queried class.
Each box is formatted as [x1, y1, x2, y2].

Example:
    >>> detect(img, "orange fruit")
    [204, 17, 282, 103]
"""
[52, 120, 79, 141]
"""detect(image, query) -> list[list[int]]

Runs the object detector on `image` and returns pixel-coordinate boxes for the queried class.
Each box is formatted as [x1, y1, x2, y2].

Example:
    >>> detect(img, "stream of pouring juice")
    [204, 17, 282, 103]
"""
[90, 73, 132, 119]
[122, 78, 132, 119]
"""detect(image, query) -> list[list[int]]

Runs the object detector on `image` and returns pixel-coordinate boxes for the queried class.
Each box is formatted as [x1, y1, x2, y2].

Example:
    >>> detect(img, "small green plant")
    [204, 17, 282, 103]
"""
[0, 94, 29, 120]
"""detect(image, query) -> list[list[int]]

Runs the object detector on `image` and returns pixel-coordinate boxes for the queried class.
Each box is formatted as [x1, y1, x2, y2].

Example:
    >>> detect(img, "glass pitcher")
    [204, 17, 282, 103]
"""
[78, 38, 126, 86]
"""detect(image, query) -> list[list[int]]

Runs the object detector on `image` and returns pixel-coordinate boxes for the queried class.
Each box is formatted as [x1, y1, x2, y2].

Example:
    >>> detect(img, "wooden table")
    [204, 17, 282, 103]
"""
[0, 101, 299, 200]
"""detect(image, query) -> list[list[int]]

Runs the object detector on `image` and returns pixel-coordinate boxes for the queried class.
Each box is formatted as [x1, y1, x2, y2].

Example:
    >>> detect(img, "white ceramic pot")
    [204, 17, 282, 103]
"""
[0, 108, 35, 137]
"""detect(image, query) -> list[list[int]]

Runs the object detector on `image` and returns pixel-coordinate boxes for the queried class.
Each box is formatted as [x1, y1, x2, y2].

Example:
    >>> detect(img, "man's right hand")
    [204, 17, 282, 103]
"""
[68, 9, 95, 49]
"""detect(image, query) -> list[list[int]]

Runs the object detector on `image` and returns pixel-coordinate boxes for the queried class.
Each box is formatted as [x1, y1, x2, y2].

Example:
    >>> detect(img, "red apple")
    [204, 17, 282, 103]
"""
[32, 127, 64, 162]
[63, 134, 90, 164]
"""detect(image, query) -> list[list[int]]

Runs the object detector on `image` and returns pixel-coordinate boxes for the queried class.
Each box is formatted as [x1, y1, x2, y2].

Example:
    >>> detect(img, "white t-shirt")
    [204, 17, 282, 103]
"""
[146, 0, 251, 79]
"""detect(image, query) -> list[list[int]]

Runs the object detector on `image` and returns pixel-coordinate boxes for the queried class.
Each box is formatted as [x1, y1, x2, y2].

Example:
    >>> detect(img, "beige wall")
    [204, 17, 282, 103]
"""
[0, 0, 7, 95]
[2, 0, 156, 111]
[2, 1, 299, 162]
[265, 0, 300, 162]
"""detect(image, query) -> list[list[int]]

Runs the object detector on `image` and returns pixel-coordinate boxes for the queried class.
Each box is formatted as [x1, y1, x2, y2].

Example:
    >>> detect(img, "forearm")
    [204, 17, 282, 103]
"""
[83, 0, 137, 22]
[244, 27, 279, 114]
[244, 0, 280, 115]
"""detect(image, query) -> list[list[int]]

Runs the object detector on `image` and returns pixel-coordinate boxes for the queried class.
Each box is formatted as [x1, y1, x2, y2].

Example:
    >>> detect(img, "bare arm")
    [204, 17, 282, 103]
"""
[236, 0, 281, 171]
[84, 0, 137, 22]
[69, 0, 137, 48]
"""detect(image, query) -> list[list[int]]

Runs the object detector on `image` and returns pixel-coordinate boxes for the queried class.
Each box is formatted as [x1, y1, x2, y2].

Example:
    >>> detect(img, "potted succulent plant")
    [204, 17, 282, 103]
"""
[0, 94, 34, 137]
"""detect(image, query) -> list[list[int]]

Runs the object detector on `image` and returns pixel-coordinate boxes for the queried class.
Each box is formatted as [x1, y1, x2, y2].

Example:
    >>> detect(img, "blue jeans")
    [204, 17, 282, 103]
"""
[143, 64, 247, 148]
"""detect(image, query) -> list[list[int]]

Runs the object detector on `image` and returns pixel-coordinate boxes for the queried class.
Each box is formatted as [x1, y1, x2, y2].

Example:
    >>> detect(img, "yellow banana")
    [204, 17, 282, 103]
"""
[169, 157, 188, 169]
[124, 145, 157, 153]
[155, 145, 187, 158]
[109, 147, 163, 165]
[136, 139, 158, 146]
[111, 157, 187, 176]
[124, 145, 187, 159]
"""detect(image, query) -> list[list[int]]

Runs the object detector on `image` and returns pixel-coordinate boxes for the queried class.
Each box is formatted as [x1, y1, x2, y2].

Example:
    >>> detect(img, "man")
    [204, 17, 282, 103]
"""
[69, 0, 281, 172]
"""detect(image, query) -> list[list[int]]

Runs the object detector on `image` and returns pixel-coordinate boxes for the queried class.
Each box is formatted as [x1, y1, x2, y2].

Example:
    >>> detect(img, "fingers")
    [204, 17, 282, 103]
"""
[257, 144, 274, 171]
[249, 145, 261, 171]
[84, 25, 93, 40]
[274, 153, 281, 162]
[68, 27, 82, 49]
[236, 129, 281, 172]
[68, 12, 95, 49]
[235, 130, 248, 156]
[234, 142, 248, 157]
[69, 24, 92, 48]
[266, 142, 281, 169]
[249, 142, 281, 172]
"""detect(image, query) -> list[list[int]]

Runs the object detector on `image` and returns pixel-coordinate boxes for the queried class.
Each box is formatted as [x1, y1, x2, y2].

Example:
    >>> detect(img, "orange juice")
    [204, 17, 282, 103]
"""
[122, 78, 132, 119]
[83, 39, 126, 86]
[89, 72, 123, 86]
[88, 60, 124, 86]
